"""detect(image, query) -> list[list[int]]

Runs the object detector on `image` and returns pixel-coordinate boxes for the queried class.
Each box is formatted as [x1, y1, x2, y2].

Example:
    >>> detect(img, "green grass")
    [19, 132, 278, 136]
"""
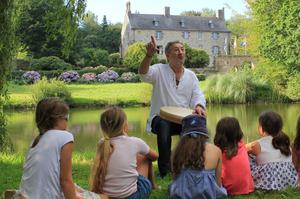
[4, 81, 206, 108]
[1, 152, 300, 199]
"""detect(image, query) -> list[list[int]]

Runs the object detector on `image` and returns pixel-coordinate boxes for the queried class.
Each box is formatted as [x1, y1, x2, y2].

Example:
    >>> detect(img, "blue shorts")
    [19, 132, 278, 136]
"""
[125, 175, 152, 199]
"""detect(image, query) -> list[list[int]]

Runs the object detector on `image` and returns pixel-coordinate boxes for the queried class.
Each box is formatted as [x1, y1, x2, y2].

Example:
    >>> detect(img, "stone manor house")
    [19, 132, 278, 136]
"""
[121, 2, 231, 66]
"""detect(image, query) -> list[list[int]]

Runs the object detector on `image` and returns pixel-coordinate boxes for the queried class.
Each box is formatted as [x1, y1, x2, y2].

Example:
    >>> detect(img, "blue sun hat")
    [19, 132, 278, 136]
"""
[181, 114, 208, 138]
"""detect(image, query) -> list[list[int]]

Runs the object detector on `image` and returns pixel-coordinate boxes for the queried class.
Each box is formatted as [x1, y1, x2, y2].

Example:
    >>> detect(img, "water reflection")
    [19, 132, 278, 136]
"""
[5, 104, 300, 154]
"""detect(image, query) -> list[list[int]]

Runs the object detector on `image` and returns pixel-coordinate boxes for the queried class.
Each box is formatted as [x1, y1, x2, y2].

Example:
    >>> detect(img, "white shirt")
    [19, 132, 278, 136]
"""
[103, 135, 150, 198]
[19, 130, 74, 199]
[140, 63, 206, 132]
[256, 135, 292, 165]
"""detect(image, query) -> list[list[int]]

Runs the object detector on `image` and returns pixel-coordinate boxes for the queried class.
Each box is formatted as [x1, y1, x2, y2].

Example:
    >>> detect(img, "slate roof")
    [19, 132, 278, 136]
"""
[128, 14, 230, 32]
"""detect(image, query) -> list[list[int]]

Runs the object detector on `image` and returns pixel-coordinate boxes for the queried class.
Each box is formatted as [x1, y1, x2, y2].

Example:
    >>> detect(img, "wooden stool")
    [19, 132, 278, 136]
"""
[2, 189, 16, 199]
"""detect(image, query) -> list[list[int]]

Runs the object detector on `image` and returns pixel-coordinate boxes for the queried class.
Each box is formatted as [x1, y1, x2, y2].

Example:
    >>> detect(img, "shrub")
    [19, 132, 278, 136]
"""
[109, 67, 129, 76]
[80, 73, 97, 83]
[286, 72, 300, 101]
[184, 44, 209, 68]
[96, 69, 119, 83]
[59, 71, 80, 83]
[109, 53, 122, 66]
[196, 73, 206, 81]
[117, 72, 140, 83]
[124, 42, 159, 72]
[30, 56, 72, 71]
[22, 71, 41, 84]
[82, 48, 109, 66]
[32, 77, 72, 104]
[78, 65, 107, 75]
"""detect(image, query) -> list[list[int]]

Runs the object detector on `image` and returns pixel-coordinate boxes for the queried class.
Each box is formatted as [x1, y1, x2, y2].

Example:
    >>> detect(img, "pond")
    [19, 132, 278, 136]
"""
[5, 104, 300, 154]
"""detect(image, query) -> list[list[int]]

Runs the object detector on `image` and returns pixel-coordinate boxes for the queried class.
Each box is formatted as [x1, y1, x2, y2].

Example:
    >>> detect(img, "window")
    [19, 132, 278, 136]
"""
[157, 45, 164, 55]
[156, 31, 162, 40]
[208, 20, 214, 28]
[180, 20, 185, 27]
[212, 32, 219, 40]
[198, 32, 202, 40]
[153, 17, 159, 26]
[212, 46, 220, 55]
[182, 31, 189, 39]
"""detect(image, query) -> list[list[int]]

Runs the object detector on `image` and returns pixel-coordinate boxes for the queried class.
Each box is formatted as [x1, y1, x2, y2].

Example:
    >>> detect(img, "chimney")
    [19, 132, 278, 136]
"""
[165, 6, 170, 17]
[216, 8, 224, 20]
[126, 1, 131, 14]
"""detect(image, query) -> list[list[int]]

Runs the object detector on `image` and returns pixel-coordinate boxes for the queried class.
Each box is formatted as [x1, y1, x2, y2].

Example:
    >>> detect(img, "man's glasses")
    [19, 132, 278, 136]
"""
[61, 114, 69, 121]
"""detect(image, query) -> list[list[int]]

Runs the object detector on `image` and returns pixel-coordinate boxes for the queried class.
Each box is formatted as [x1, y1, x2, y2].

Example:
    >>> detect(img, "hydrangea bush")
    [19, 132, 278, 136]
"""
[22, 71, 41, 84]
[117, 72, 140, 83]
[96, 70, 119, 83]
[81, 73, 96, 82]
[59, 71, 80, 83]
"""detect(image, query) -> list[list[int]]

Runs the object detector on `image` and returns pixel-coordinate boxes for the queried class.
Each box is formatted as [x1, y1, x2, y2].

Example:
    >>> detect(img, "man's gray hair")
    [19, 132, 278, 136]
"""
[164, 41, 184, 54]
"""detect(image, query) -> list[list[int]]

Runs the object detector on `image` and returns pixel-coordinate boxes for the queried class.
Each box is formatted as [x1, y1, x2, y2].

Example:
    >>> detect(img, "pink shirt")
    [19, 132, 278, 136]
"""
[221, 141, 254, 195]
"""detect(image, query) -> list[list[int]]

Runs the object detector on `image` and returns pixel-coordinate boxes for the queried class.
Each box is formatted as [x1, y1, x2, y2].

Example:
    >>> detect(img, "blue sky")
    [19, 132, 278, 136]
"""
[86, 0, 249, 24]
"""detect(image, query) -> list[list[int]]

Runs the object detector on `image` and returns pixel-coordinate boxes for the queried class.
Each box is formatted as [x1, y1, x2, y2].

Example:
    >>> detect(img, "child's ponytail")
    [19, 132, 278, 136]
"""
[90, 138, 113, 193]
[272, 131, 291, 156]
[90, 106, 127, 193]
[259, 111, 291, 156]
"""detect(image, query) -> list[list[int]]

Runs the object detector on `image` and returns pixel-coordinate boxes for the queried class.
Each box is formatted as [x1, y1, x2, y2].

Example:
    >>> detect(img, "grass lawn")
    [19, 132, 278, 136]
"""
[1, 152, 300, 199]
[4, 81, 207, 108]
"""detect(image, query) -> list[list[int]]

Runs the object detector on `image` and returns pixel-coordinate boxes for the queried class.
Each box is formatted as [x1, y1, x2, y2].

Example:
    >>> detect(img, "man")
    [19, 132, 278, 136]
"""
[139, 36, 206, 178]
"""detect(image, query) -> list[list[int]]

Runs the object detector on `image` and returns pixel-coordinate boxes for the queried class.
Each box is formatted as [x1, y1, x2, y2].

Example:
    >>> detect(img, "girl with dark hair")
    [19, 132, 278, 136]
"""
[292, 116, 300, 185]
[169, 115, 227, 199]
[90, 106, 158, 199]
[14, 98, 106, 199]
[246, 111, 298, 190]
[214, 117, 254, 195]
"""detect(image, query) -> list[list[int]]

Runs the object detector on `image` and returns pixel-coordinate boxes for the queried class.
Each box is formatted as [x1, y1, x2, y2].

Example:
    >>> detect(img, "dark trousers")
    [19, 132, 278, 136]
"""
[151, 116, 182, 177]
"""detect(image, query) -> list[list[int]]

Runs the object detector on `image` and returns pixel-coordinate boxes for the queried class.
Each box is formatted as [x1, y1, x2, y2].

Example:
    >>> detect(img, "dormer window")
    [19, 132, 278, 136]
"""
[180, 20, 185, 27]
[153, 17, 159, 26]
[208, 20, 214, 28]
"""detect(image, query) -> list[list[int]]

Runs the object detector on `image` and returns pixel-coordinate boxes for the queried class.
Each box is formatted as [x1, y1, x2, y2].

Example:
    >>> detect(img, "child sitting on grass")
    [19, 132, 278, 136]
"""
[13, 97, 106, 199]
[292, 115, 300, 185]
[246, 111, 298, 190]
[169, 115, 227, 199]
[90, 106, 158, 199]
[214, 117, 254, 195]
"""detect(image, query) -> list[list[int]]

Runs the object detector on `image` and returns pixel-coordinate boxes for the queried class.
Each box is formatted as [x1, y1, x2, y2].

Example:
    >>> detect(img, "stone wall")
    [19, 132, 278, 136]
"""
[215, 55, 258, 73]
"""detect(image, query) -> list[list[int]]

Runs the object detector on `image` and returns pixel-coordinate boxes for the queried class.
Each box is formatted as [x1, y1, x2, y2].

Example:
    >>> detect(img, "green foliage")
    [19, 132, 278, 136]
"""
[0, 0, 23, 152]
[196, 73, 206, 81]
[18, 0, 86, 59]
[286, 72, 300, 101]
[253, 59, 290, 93]
[184, 44, 209, 68]
[77, 65, 107, 75]
[30, 56, 72, 71]
[82, 48, 109, 67]
[124, 42, 159, 72]
[181, 8, 215, 17]
[250, 0, 300, 69]
[109, 53, 122, 66]
[116, 72, 140, 83]
[32, 77, 72, 104]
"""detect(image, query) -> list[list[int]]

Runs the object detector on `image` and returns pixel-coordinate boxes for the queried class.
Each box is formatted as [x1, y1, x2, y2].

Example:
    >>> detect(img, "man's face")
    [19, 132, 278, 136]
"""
[166, 43, 185, 65]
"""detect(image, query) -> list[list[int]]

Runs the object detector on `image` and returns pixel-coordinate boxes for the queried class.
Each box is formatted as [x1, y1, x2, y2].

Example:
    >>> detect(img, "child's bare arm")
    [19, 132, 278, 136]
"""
[246, 141, 261, 156]
[60, 142, 76, 199]
[215, 149, 222, 187]
[146, 148, 158, 161]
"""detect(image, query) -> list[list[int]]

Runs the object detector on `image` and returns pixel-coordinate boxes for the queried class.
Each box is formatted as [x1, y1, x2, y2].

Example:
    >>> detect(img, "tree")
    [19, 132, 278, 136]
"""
[184, 44, 209, 68]
[1, 0, 24, 152]
[124, 42, 158, 72]
[181, 8, 215, 17]
[249, 0, 300, 70]
[18, 0, 86, 59]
